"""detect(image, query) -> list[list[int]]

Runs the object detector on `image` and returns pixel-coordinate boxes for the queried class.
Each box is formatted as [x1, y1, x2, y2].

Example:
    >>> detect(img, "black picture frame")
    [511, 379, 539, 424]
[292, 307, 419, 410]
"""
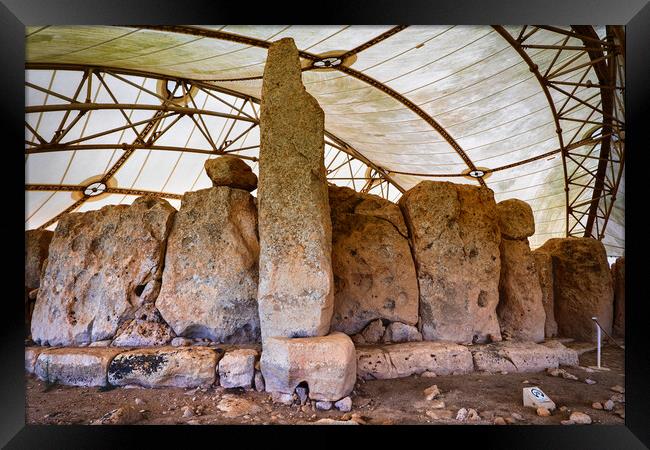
[3, 1, 649, 447]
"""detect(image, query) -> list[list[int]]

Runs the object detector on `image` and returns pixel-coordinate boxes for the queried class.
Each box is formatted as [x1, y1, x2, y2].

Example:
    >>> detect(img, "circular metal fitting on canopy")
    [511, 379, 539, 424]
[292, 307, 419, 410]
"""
[84, 181, 107, 197]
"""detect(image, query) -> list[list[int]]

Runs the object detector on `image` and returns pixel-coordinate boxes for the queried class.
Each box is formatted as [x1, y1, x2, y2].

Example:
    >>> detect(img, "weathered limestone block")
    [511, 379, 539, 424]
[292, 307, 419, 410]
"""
[156, 187, 260, 343]
[25, 347, 45, 374]
[536, 238, 614, 341]
[360, 319, 385, 344]
[218, 349, 258, 389]
[532, 251, 558, 338]
[111, 304, 174, 346]
[356, 342, 473, 380]
[108, 347, 219, 388]
[470, 341, 565, 373]
[31, 196, 176, 346]
[328, 185, 418, 335]
[25, 229, 53, 290]
[257, 37, 334, 341]
[382, 322, 423, 343]
[497, 240, 546, 343]
[496, 199, 535, 240]
[398, 181, 502, 344]
[204, 156, 258, 192]
[496, 199, 546, 342]
[34, 348, 123, 387]
[541, 340, 580, 366]
[260, 332, 356, 401]
[611, 256, 625, 337]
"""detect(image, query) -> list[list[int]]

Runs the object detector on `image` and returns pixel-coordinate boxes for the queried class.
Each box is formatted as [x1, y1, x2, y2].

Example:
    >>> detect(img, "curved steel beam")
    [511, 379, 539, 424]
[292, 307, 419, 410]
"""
[492, 25, 570, 235]
[130, 25, 485, 187]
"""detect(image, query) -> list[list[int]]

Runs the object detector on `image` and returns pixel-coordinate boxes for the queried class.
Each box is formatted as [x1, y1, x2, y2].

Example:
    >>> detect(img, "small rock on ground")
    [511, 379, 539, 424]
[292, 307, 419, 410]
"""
[592, 402, 603, 410]
[536, 407, 551, 417]
[334, 396, 352, 412]
[569, 412, 592, 424]
[423, 384, 441, 400]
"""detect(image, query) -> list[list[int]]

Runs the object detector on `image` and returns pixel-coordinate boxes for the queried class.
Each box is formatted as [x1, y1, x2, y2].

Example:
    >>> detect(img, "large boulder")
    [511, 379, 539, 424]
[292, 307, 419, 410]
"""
[532, 251, 558, 338]
[398, 181, 502, 344]
[260, 332, 356, 401]
[535, 238, 614, 341]
[31, 196, 176, 346]
[107, 347, 219, 388]
[257, 38, 334, 341]
[611, 256, 625, 337]
[204, 156, 258, 192]
[496, 199, 545, 343]
[328, 185, 418, 335]
[496, 199, 535, 240]
[34, 348, 123, 387]
[218, 349, 258, 389]
[356, 342, 473, 380]
[156, 187, 260, 343]
[25, 229, 53, 290]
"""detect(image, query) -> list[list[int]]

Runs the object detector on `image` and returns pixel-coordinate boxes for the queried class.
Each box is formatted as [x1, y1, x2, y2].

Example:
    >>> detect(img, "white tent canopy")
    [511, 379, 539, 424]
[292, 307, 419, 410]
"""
[24, 25, 625, 256]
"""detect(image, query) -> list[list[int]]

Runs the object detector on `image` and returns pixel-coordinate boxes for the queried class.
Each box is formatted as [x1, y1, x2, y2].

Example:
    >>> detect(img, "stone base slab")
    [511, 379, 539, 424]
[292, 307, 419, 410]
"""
[25, 340, 580, 387]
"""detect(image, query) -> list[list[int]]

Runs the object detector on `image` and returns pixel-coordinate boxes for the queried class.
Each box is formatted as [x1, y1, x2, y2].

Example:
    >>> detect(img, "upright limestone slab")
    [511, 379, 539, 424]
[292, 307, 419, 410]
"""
[532, 251, 558, 338]
[399, 181, 502, 344]
[257, 38, 334, 341]
[611, 256, 625, 337]
[156, 187, 260, 343]
[536, 237, 613, 341]
[328, 185, 418, 335]
[31, 196, 176, 346]
[496, 199, 546, 343]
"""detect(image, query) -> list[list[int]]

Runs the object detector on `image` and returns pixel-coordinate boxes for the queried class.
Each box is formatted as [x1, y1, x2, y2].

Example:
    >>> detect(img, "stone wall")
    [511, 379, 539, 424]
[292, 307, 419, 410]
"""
[611, 256, 625, 337]
[399, 181, 502, 344]
[496, 199, 546, 343]
[535, 237, 614, 341]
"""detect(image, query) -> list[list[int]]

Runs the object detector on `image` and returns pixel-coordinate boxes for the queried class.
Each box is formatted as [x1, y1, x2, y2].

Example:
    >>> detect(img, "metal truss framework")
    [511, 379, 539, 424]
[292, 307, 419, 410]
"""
[25, 66, 402, 229]
[25, 25, 624, 243]
[494, 25, 625, 240]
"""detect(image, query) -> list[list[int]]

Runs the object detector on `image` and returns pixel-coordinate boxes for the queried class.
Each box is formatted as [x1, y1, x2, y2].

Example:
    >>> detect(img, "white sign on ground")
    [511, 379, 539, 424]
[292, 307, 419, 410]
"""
[523, 386, 556, 411]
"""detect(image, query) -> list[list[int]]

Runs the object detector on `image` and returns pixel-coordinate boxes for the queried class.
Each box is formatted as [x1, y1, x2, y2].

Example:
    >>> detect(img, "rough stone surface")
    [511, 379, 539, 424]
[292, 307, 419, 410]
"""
[328, 185, 418, 335]
[260, 332, 356, 401]
[569, 411, 592, 424]
[156, 187, 260, 343]
[356, 342, 473, 380]
[25, 347, 44, 374]
[398, 181, 502, 344]
[471, 342, 560, 373]
[335, 396, 352, 412]
[496, 199, 535, 240]
[360, 319, 385, 344]
[204, 156, 258, 191]
[532, 251, 558, 338]
[257, 37, 333, 342]
[536, 238, 614, 341]
[107, 347, 219, 388]
[540, 340, 579, 366]
[611, 257, 625, 337]
[497, 239, 546, 343]
[34, 348, 122, 387]
[218, 349, 258, 389]
[31, 196, 176, 346]
[383, 322, 423, 343]
[111, 303, 174, 347]
[254, 370, 265, 392]
[25, 229, 53, 290]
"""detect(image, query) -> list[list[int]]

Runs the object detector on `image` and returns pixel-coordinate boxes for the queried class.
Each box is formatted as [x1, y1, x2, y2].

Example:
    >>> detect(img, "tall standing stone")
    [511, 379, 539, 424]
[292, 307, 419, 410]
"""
[31, 196, 176, 346]
[536, 237, 613, 341]
[496, 199, 546, 343]
[156, 186, 260, 343]
[257, 37, 334, 342]
[532, 251, 558, 338]
[398, 181, 502, 344]
[25, 229, 54, 290]
[611, 256, 625, 337]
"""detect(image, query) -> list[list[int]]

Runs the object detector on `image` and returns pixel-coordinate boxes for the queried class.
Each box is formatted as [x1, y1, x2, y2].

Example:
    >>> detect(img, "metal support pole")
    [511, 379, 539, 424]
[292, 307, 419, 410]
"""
[592, 317, 601, 368]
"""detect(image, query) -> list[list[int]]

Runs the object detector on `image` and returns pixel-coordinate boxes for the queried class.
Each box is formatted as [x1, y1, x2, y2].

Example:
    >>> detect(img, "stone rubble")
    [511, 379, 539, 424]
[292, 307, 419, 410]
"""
[569, 411, 592, 424]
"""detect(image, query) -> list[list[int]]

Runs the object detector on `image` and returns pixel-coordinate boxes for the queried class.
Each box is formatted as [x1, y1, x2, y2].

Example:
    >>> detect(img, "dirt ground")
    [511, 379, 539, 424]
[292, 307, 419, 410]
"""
[25, 344, 625, 425]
